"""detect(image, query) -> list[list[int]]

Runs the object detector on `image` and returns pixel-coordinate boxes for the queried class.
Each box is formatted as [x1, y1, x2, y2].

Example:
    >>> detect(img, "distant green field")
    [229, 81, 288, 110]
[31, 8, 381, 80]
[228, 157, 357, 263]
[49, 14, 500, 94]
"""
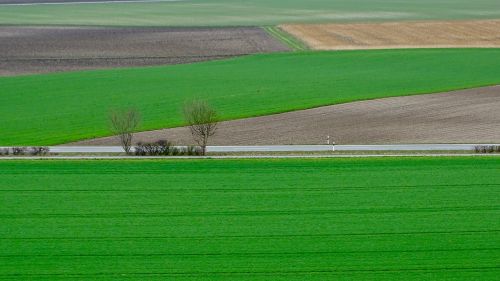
[0, 0, 499, 26]
[1, 157, 499, 280]
[1, 49, 500, 145]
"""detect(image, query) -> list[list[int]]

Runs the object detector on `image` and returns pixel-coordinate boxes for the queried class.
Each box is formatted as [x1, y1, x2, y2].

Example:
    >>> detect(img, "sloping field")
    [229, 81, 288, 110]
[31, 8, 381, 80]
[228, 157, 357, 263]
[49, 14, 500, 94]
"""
[0, 0, 499, 26]
[77, 86, 500, 146]
[1, 158, 499, 280]
[280, 20, 500, 50]
[1, 49, 500, 146]
[0, 26, 288, 76]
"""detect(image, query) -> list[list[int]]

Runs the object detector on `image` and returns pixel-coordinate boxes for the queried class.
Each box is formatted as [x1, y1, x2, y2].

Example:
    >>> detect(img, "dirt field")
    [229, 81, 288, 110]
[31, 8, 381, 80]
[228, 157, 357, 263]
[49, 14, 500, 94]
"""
[0, 26, 289, 76]
[72, 86, 500, 146]
[280, 20, 500, 50]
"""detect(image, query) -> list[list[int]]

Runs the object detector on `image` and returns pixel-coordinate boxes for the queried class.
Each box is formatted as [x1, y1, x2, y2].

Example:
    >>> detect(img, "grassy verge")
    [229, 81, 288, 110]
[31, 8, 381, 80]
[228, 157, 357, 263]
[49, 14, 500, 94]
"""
[1, 157, 499, 280]
[263, 26, 308, 51]
[1, 49, 500, 145]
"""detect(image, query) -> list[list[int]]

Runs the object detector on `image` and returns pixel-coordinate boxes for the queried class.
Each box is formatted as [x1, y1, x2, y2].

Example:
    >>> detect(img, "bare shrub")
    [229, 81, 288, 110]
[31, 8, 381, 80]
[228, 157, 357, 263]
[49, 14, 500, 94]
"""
[183, 100, 218, 155]
[135, 140, 173, 156]
[177, 146, 202, 156]
[477, 145, 487, 153]
[30, 147, 50, 156]
[134, 141, 202, 156]
[170, 146, 181, 156]
[186, 145, 203, 156]
[109, 108, 141, 154]
[156, 140, 173, 155]
[474, 145, 500, 154]
[12, 147, 27, 155]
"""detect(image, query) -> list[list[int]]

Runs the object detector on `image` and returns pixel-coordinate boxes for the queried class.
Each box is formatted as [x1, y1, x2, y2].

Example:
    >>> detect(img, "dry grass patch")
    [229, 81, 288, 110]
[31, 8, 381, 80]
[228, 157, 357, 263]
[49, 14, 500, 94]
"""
[280, 20, 500, 50]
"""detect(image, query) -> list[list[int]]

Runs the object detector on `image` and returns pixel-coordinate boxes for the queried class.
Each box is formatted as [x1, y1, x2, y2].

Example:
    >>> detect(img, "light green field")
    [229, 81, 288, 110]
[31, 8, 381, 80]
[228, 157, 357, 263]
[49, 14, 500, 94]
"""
[1, 49, 500, 146]
[0, 157, 499, 280]
[0, 0, 499, 26]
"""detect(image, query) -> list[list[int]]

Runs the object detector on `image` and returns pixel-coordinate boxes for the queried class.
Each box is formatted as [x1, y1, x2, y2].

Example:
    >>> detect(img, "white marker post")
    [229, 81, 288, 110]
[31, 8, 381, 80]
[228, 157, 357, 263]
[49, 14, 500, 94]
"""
[327, 136, 335, 151]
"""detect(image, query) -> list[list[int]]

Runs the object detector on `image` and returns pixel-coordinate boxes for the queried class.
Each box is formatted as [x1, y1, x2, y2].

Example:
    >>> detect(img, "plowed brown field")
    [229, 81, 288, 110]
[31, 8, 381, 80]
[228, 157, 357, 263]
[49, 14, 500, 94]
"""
[72, 86, 500, 146]
[280, 20, 500, 50]
[0, 26, 289, 76]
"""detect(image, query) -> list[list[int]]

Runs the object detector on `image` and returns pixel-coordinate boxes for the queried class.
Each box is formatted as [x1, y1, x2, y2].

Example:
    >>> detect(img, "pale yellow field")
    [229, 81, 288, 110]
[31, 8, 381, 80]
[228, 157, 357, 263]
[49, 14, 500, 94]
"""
[280, 20, 500, 50]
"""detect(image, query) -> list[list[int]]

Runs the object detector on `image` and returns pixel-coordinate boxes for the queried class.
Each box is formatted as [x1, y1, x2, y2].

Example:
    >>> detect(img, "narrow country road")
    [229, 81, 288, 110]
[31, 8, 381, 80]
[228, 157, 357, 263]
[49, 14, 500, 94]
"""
[0, 144, 496, 153]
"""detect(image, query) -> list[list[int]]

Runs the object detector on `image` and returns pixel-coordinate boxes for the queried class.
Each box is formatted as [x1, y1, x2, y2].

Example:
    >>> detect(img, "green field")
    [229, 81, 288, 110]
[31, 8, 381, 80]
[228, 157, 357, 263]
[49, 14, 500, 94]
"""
[1, 49, 500, 145]
[0, 157, 499, 280]
[0, 0, 499, 26]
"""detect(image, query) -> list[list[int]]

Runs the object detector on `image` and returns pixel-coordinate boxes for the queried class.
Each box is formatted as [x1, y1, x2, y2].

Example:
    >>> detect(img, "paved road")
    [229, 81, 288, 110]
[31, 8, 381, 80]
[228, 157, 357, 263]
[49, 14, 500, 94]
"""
[2, 144, 494, 153]
[208, 144, 500, 152]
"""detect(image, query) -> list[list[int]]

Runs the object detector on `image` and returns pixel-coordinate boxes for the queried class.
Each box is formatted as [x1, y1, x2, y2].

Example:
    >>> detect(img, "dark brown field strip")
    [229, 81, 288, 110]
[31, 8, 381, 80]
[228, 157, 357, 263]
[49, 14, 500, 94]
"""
[0, 26, 289, 75]
[2, 54, 242, 60]
[2, 206, 499, 218]
[3, 230, 498, 240]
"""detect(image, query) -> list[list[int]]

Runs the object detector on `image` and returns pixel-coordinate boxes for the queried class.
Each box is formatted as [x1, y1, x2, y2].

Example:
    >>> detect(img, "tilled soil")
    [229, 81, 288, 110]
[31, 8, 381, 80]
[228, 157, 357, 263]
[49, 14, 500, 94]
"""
[72, 86, 500, 146]
[280, 20, 500, 50]
[0, 26, 289, 76]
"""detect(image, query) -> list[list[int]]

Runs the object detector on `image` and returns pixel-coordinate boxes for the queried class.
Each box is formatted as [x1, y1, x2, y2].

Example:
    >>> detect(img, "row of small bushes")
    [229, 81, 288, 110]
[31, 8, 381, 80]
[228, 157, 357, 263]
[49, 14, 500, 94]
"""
[474, 145, 500, 154]
[134, 140, 202, 156]
[0, 147, 50, 156]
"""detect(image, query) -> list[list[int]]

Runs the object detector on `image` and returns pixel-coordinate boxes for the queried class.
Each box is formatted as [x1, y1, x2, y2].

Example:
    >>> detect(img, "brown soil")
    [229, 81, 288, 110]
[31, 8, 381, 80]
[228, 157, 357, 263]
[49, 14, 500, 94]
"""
[0, 26, 289, 76]
[280, 20, 500, 50]
[72, 86, 500, 146]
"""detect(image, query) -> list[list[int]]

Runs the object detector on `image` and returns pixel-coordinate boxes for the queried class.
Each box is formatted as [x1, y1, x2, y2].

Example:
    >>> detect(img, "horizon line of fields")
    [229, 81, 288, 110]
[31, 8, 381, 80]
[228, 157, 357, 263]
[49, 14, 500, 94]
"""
[1, 48, 500, 146]
[1, 157, 499, 280]
[0, 0, 499, 26]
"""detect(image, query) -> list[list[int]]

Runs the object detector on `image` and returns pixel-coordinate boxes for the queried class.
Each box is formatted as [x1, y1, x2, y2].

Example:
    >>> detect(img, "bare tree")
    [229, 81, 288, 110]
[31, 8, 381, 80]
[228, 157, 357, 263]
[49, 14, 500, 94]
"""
[183, 100, 218, 155]
[109, 108, 141, 154]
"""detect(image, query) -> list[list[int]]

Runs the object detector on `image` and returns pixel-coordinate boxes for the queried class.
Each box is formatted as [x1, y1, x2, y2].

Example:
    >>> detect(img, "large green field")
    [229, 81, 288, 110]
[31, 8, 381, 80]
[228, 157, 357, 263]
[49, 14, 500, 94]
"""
[1, 49, 500, 145]
[0, 157, 499, 280]
[0, 0, 499, 26]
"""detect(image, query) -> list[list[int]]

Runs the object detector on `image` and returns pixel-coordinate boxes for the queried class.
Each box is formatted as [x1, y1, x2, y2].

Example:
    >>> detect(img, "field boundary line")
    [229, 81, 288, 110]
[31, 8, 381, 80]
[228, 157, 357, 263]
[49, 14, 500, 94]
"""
[263, 26, 308, 51]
